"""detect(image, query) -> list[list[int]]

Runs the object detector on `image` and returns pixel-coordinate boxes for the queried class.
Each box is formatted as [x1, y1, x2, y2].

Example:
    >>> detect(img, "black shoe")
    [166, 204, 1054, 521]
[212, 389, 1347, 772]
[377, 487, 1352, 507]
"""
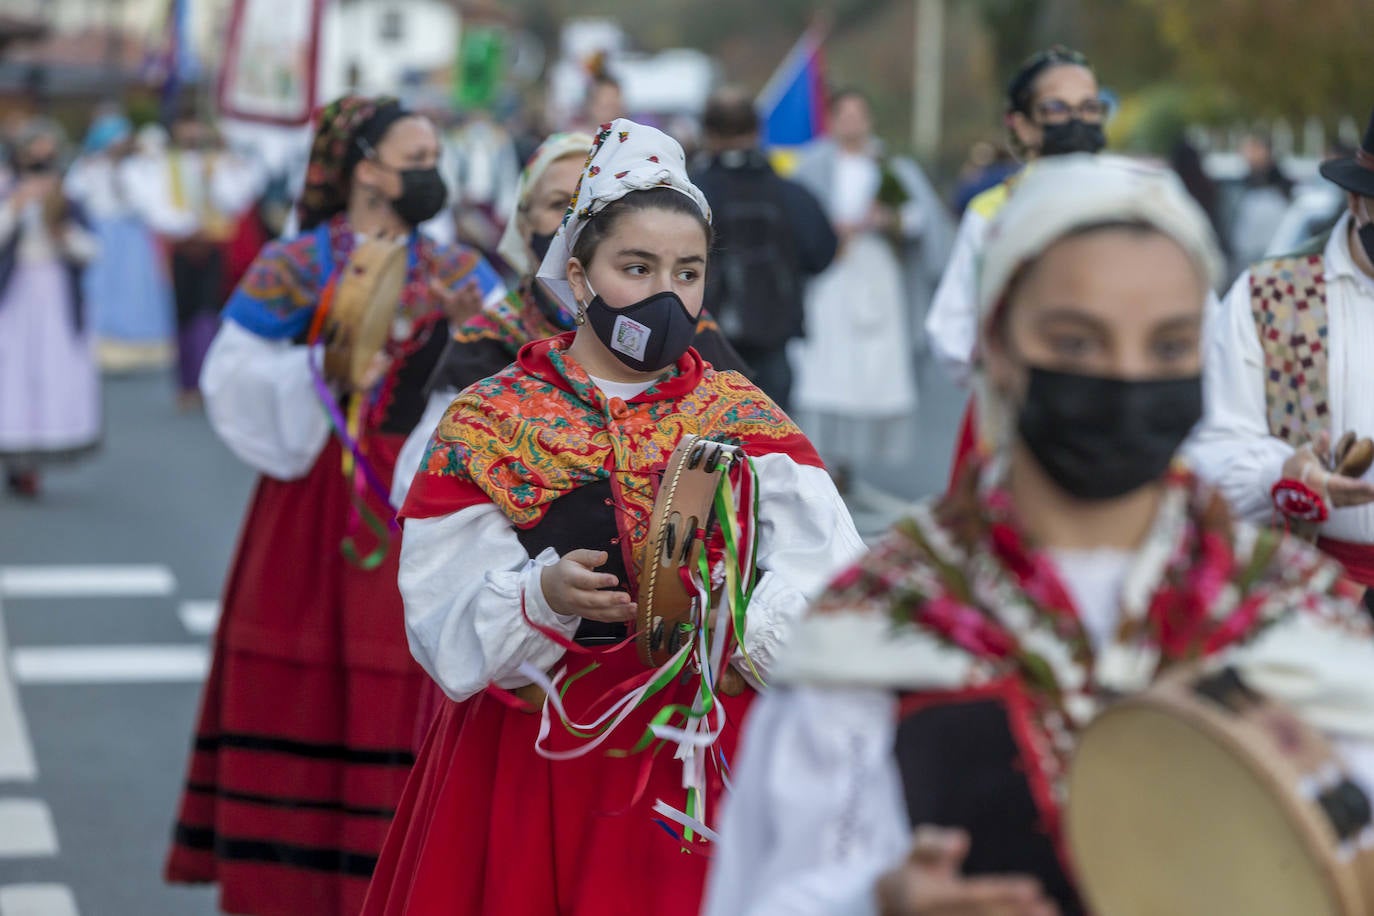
[6, 471, 39, 498]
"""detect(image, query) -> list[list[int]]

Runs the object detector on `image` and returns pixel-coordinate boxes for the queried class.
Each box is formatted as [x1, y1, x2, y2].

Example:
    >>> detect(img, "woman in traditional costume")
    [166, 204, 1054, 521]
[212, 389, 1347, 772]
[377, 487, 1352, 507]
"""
[361, 119, 864, 916]
[0, 119, 100, 498]
[64, 111, 174, 371]
[164, 96, 504, 916]
[120, 107, 263, 408]
[705, 155, 1374, 915]
[391, 130, 746, 508]
[927, 46, 1106, 487]
[790, 89, 927, 488]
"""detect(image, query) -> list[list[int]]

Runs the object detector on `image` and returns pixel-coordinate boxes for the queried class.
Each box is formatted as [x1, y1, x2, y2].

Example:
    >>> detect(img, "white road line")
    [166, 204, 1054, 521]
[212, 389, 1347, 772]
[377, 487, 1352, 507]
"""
[0, 800, 58, 857]
[0, 597, 36, 781]
[0, 883, 80, 915]
[12, 646, 208, 685]
[0, 566, 175, 599]
[177, 600, 220, 637]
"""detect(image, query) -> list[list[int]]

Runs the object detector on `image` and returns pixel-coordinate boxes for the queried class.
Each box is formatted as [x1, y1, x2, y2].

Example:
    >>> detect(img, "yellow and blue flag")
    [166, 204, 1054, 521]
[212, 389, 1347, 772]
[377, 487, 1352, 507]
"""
[757, 26, 828, 175]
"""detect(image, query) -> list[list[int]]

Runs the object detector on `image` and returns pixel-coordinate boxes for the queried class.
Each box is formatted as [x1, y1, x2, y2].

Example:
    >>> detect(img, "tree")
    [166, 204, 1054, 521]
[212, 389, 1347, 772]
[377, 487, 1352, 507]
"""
[1137, 0, 1374, 123]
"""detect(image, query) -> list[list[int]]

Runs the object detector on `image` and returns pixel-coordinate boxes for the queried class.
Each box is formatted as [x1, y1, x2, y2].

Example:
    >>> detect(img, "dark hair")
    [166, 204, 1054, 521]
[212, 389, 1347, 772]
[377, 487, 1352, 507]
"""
[591, 74, 622, 93]
[343, 101, 410, 187]
[1006, 45, 1093, 115]
[702, 89, 759, 138]
[571, 187, 712, 267]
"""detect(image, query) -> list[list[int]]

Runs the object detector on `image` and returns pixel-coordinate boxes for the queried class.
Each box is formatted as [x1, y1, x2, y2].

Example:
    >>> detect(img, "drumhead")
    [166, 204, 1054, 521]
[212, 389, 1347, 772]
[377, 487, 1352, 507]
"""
[347, 241, 408, 384]
[326, 240, 409, 386]
[1068, 703, 1344, 916]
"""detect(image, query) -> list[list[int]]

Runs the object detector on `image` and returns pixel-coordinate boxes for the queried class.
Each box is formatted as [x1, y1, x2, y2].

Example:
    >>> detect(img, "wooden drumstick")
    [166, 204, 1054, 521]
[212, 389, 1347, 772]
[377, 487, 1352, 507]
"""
[1337, 437, 1374, 479]
[1333, 431, 1357, 469]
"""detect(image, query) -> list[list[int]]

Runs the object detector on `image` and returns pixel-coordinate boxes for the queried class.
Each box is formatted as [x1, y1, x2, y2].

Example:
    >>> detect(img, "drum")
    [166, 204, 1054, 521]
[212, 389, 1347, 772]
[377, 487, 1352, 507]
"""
[636, 435, 739, 669]
[1067, 665, 1374, 916]
[321, 238, 408, 387]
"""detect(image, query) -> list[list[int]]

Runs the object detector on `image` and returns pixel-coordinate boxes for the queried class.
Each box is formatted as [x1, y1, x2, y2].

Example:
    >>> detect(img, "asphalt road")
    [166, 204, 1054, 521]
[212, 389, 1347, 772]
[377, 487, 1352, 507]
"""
[0, 352, 960, 915]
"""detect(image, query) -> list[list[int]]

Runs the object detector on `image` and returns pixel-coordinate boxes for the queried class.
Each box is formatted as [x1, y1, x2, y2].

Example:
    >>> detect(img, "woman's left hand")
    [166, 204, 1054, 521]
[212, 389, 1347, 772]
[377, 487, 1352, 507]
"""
[433, 279, 483, 327]
[352, 351, 392, 392]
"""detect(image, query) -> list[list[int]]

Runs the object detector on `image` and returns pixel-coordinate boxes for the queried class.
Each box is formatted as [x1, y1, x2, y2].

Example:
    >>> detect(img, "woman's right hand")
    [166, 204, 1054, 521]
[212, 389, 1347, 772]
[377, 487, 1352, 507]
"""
[876, 827, 1058, 916]
[8, 175, 54, 211]
[540, 549, 635, 622]
[1282, 431, 1374, 509]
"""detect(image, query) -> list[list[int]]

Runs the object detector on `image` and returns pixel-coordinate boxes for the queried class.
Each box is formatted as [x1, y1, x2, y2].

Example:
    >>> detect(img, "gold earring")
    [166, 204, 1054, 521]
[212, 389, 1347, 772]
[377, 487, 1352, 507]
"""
[574, 303, 588, 326]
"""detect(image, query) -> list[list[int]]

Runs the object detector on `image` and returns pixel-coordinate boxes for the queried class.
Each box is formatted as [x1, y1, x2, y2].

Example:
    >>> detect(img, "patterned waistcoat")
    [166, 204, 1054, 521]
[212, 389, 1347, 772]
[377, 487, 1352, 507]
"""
[1248, 253, 1330, 448]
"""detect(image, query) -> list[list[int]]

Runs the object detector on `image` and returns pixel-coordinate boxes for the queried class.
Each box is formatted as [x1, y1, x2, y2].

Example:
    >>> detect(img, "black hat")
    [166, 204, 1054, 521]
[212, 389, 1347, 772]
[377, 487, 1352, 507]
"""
[1319, 108, 1374, 197]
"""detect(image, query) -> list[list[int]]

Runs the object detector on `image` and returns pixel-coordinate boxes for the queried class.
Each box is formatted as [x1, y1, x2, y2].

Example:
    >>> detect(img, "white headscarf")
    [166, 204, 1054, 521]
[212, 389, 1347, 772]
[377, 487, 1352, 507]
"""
[973, 154, 1223, 448]
[495, 131, 593, 279]
[535, 118, 712, 320]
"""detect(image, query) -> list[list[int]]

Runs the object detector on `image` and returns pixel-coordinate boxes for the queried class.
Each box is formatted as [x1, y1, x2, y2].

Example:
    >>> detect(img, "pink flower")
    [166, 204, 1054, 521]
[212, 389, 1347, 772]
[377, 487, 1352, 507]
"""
[988, 523, 1035, 580]
[1204, 594, 1265, 654]
[920, 596, 1016, 660]
[1149, 587, 1204, 658]
[828, 564, 864, 592]
[1191, 531, 1236, 606]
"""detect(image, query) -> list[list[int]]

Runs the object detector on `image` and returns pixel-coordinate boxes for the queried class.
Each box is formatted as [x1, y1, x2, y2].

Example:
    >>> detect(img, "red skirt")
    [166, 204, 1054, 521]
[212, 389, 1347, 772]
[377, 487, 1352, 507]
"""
[361, 648, 756, 916]
[166, 435, 429, 916]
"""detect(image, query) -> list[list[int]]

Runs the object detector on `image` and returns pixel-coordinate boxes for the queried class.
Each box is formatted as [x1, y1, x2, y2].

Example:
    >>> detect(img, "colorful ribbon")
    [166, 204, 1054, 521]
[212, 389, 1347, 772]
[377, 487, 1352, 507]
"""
[508, 453, 762, 846]
[306, 345, 399, 570]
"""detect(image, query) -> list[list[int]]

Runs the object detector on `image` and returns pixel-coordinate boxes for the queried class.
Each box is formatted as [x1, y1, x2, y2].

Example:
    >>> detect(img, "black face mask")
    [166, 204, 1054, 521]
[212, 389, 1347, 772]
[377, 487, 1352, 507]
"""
[390, 167, 448, 226]
[1039, 119, 1106, 157]
[529, 230, 556, 266]
[583, 284, 700, 373]
[1015, 366, 1202, 501]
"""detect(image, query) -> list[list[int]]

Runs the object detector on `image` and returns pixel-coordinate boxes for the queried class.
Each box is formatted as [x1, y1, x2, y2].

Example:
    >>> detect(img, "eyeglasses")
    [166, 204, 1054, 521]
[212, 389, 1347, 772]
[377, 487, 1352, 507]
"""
[1034, 97, 1111, 124]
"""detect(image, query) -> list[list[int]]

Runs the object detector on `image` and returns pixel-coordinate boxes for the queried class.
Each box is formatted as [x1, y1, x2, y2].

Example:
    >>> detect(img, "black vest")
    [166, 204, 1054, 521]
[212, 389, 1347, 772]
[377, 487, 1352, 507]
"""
[893, 691, 1085, 914]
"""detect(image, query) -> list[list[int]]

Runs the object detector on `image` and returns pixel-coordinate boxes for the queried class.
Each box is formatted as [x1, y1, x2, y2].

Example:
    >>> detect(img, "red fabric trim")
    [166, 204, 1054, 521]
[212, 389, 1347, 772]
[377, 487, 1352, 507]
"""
[897, 678, 1073, 878]
[400, 474, 491, 521]
[514, 333, 708, 403]
[1316, 536, 1374, 588]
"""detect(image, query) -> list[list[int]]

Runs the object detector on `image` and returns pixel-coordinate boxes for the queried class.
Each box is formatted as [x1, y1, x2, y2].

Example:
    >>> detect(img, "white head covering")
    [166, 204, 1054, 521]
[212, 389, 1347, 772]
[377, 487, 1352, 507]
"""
[974, 153, 1223, 448]
[495, 131, 593, 278]
[535, 118, 712, 320]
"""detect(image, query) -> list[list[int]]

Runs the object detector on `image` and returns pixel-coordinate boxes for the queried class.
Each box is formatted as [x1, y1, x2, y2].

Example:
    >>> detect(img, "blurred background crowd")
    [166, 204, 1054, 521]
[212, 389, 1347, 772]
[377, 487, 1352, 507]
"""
[0, 0, 1372, 501]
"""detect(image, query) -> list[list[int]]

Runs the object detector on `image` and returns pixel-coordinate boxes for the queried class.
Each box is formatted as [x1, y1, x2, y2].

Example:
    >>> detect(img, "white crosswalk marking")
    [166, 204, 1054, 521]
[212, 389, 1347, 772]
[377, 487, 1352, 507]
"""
[0, 566, 175, 599]
[0, 800, 58, 857]
[0, 596, 36, 782]
[12, 647, 209, 685]
[0, 883, 80, 915]
[176, 601, 220, 637]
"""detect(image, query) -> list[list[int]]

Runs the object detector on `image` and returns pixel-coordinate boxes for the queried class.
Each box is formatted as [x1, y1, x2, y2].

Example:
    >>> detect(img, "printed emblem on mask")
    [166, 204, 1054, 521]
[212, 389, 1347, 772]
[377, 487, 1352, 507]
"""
[611, 315, 651, 361]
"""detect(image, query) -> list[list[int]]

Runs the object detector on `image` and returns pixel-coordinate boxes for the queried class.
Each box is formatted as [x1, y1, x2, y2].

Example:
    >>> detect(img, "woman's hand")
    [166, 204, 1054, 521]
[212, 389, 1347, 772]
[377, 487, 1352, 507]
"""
[1282, 431, 1374, 509]
[350, 351, 392, 392]
[8, 175, 56, 211]
[433, 279, 483, 327]
[876, 827, 1059, 916]
[540, 549, 635, 622]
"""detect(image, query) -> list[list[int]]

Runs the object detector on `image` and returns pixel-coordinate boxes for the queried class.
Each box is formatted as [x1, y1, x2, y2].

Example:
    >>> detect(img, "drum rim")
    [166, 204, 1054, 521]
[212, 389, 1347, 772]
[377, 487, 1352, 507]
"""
[637, 434, 701, 667]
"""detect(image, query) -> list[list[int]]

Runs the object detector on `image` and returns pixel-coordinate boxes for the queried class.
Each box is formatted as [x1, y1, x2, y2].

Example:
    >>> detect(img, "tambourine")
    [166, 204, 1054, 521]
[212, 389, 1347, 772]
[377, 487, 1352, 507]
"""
[636, 435, 739, 669]
[1069, 665, 1374, 915]
[321, 238, 408, 387]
